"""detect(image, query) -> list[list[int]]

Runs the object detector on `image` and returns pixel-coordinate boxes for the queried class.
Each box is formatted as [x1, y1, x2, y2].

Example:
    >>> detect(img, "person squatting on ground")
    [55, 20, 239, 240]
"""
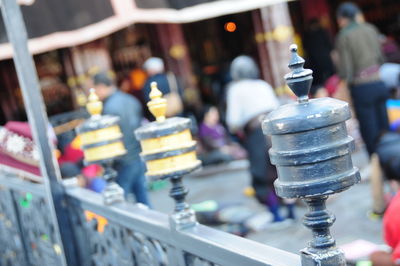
[336, 2, 390, 156]
[92, 72, 150, 206]
[225, 55, 294, 223]
[198, 105, 246, 165]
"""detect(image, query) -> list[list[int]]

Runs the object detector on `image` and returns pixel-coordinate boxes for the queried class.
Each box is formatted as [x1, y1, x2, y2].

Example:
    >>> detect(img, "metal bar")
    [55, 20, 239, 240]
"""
[0, 0, 76, 265]
[174, 225, 301, 266]
[67, 186, 301, 266]
[9, 189, 33, 266]
[0, 172, 47, 197]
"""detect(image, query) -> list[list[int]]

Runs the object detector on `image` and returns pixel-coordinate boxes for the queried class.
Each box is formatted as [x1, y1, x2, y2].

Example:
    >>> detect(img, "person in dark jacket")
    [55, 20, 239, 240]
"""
[142, 57, 183, 119]
[142, 58, 171, 103]
[336, 2, 389, 156]
[93, 72, 150, 206]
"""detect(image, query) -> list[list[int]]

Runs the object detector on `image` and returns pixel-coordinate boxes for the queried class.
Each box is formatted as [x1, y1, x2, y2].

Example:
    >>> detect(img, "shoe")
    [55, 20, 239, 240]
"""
[366, 210, 384, 221]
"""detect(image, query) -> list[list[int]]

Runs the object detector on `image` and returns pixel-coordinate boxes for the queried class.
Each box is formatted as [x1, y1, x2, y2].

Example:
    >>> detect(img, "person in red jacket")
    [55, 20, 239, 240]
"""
[370, 136, 400, 265]
[370, 190, 400, 265]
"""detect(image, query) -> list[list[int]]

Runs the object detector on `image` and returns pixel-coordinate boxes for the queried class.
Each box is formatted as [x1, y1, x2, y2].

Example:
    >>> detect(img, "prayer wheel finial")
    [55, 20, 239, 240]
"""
[284, 44, 313, 103]
[86, 88, 103, 116]
[147, 82, 167, 122]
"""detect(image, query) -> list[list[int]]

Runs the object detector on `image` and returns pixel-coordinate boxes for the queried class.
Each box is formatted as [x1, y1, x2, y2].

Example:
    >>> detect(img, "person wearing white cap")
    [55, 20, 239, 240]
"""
[142, 57, 183, 118]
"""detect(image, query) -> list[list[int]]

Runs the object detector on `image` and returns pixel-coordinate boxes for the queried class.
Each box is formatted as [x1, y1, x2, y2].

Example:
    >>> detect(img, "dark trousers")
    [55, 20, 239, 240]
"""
[244, 126, 279, 208]
[351, 81, 389, 156]
[115, 159, 150, 206]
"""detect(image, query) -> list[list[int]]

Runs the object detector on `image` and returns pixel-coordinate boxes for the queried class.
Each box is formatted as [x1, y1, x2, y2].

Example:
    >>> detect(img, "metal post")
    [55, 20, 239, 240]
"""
[101, 161, 124, 205]
[0, 0, 77, 264]
[169, 174, 197, 230]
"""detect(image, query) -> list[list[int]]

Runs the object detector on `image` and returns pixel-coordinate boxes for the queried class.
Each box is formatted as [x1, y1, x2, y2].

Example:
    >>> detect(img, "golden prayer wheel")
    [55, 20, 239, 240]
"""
[77, 89, 126, 204]
[135, 82, 201, 229]
[135, 82, 201, 180]
[77, 89, 126, 164]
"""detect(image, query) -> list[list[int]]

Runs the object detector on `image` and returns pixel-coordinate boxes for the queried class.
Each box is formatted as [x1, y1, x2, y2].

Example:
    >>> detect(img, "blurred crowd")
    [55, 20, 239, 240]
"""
[1, 2, 400, 265]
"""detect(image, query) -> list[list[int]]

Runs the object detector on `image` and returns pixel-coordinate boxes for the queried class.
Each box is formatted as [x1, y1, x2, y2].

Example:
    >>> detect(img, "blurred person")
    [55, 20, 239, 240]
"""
[303, 18, 335, 95]
[380, 63, 400, 90]
[198, 105, 246, 165]
[382, 35, 400, 64]
[119, 76, 132, 94]
[226, 55, 294, 223]
[370, 132, 400, 265]
[336, 2, 389, 156]
[92, 72, 150, 206]
[57, 135, 106, 191]
[129, 68, 148, 104]
[142, 57, 183, 118]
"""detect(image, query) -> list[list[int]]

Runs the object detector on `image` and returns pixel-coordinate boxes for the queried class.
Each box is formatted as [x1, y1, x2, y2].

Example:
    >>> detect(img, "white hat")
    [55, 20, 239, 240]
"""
[143, 57, 165, 74]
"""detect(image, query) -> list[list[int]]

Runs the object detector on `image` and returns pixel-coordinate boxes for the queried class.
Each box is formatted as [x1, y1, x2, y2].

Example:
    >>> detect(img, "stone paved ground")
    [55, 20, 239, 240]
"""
[149, 149, 385, 259]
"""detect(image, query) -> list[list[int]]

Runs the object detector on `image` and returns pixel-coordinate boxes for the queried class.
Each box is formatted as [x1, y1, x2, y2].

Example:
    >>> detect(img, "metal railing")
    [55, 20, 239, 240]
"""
[0, 169, 301, 266]
[0, 170, 64, 266]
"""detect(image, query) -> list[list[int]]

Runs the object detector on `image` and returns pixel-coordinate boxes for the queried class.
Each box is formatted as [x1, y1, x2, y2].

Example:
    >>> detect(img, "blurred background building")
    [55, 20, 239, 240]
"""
[0, 0, 399, 124]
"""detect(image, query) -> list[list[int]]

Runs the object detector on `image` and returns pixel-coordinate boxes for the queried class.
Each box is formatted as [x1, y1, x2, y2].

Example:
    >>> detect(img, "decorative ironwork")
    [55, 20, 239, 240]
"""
[262, 44, 360, 265]
[87, 220, 169, 266]
[67, 193, 169, 266]
[185, 253, 220, 266]
[69, 198, 224, 266]
[0, 187, 27, 266]
[0, 174, 64, 266]
[0, 168, 302, 266]
[66, 185, 301, 266]
[13, 190, 64, 266]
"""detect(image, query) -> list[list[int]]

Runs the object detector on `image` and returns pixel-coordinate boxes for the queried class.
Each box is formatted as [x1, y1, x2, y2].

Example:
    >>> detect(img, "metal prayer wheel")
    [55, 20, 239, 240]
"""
[135, 82, 201, 229]
[77, 89, 126, 204]
[262, 45, 360, 266]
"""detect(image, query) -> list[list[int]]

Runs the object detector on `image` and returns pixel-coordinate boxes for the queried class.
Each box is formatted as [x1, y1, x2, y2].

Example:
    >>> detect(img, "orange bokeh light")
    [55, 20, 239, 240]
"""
[224, 22, 237, 32]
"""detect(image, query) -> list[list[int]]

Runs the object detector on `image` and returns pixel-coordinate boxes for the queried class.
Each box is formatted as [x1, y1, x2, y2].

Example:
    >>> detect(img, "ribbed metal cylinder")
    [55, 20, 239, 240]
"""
[263, 97, 360, 198]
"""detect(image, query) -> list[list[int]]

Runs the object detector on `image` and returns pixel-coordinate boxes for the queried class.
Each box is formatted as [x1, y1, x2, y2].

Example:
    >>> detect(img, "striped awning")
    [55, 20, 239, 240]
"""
[0, 0, 290, 60]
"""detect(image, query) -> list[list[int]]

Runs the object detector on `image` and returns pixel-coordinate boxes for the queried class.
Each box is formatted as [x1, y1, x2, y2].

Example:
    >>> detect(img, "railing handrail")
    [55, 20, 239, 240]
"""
[0, 171, 46, 197]
[67, 186, 301, 266]
[0, 167, 301, 266]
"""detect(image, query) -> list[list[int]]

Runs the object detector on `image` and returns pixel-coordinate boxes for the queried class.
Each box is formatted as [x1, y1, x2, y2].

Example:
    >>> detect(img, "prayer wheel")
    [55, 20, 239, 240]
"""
[262, 45, 360, 265]
[135, 82, 201, 229]
[135, 82, 201, 180]
[77, 89, 126, 204]
[77, 89, 126, 164]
